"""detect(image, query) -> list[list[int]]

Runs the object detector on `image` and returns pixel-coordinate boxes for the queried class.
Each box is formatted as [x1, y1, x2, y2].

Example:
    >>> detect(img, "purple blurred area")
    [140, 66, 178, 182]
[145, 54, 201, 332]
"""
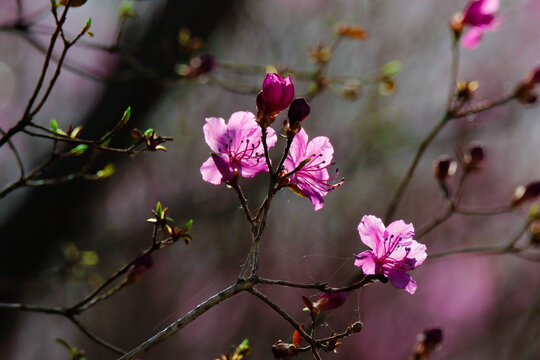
[1, 0, 540, 359]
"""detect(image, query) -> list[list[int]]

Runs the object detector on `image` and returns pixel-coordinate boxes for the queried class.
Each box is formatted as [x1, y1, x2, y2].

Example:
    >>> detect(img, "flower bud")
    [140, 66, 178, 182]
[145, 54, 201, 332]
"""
[463, 141, 485, 171]
[412, 328, 443, 360]
[59, 0, 87, 7]
[310, 291, 348, 314]
[271, 341, 298, 359]
[285, 98, 310, 137]
[456, 81, 478, 102]
[335, 22, 367, 40]
[513, 181, 540, 206]
[127, 253, 154, 283]
[433, 156, 457, 183]
[449, 13, 464, 40]
[257, 73, 295, 119]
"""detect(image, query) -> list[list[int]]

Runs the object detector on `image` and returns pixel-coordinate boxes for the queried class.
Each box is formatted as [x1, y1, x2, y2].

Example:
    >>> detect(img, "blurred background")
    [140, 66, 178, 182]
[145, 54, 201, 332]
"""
[1, 0, 540, 359]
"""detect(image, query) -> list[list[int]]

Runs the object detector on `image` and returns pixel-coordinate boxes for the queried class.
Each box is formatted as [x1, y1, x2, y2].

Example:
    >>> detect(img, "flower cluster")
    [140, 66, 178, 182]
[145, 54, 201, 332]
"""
[354, 215, 427, 294]
[201, 73, 342, 211]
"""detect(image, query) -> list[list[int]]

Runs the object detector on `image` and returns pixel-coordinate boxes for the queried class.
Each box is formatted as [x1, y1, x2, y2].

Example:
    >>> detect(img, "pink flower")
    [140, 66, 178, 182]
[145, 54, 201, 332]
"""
[256, 73, 295, 116]
[283, 128, 343, 211]
[354, 215, 427, 294]
[460, 0, 502, 49]
[200, 111, 277, 184]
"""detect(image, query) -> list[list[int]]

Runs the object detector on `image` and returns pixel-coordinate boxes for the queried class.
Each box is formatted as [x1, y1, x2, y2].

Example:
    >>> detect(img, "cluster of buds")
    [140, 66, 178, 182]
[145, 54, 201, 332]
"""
[147, 202, 193, 246]
[456, 80, 479, 103]
[514, 67, 540, 104]
[411, 328, 443, 360]
[131, 128, 173, 152]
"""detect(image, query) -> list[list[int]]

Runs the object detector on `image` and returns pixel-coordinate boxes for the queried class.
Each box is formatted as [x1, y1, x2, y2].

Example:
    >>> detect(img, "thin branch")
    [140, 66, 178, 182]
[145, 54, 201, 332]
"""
[0, 126, 25, 179]
[450, 94, 516, 119]
[67, 315, 126, 355]
[229, 181, 255, 228]
[0, 302, 65, 315]
[117, 280, 255, 360]
[248, 288, 322, 360]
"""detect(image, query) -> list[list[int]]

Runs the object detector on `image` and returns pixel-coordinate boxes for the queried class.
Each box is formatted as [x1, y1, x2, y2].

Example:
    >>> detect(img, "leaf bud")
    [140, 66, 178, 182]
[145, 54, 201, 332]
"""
[271, 341, 298, 359]
[513, 181, 540, 206]
[433, 156, 457, 183]
[463, 141, 485, 171]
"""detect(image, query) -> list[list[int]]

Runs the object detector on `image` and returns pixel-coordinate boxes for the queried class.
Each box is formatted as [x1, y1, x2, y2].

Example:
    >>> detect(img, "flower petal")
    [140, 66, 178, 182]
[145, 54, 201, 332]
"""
[285, 128, 309, 169]
[201, 156, 224, 184]
[461, 27, 484, 49]
[226, 111, 258, 153]
[354, 250, 378, 274]
[203, 117, 229, 153]
[385, 268, 417, 294]
[385, 219, 415, 240]
[357, 215, 386, 256]
[306, 136, 334, 166]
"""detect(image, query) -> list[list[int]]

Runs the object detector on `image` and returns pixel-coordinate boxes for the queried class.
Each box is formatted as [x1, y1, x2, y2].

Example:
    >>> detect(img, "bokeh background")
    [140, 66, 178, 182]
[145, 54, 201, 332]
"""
[1, 0, 540, 359]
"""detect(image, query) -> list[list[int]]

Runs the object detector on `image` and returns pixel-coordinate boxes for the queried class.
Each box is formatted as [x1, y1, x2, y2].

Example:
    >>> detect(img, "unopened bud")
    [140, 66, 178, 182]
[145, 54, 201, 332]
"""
[271, 341, 298, 359]
[463, 142, 485, 171]
[433, 156, 457, 182]
[285, 98, 310, 137]
[513, 181, 540, 206]
[449, 13, 464, 40]
[348, 321, 363, 333]
[311, 291, 348, 313]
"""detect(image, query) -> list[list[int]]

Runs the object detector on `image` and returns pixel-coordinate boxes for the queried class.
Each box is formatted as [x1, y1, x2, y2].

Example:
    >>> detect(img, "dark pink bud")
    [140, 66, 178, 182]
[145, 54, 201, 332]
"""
[288, 98, 310, 128]
[527, 67, 540, 85]
[513, 181, 540, 206]
[211, 153, 234, 182]
[258, 73, 295, 115]
[312, 291, 348, 312]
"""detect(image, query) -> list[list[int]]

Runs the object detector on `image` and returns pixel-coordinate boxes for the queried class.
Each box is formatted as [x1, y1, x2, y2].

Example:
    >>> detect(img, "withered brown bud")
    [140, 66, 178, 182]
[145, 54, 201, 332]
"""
[463, 142, 485, 171]
[271, 341, 298, 359]
[433, 156, 457, 183]
[513, 181, 540, 206]
[514, 82, 537, 105]
[449, 13, 464, 40]
[412, 328, 443, 360]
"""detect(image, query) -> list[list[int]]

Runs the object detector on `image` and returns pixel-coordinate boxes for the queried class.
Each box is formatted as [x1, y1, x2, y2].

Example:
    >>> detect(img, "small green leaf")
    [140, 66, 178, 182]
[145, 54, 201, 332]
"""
[50, 119, 58, 132]
[156, 202, 163, 217]
[530, 204, 539, 220]
[121, 106, 131, 125]
[70, 144, 88, 156]
[86, 17, 92, 28]
[236, 338, 251, 355]
[144, 128, 154, 137]
[119, 0, 136, 19]
[80, 250, 99, 266]
[381, 60, 402, 76]
[184, 219, 193, 230]
[96, 163, 116, 179]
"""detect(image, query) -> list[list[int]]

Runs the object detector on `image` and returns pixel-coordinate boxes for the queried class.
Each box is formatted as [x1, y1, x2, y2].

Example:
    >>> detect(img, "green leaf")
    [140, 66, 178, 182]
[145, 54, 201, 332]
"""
[86, 17, 92, 28]
[144, 128, 154, 137]
[184, 219, 193, 230]
[96, 163, 116, 179]
[381, 60, 403, 76]
[80, 250, 99, 266]
[70, 144, 88, 156]
[50, 119, 58, 132]
[235, 338, 251, 356]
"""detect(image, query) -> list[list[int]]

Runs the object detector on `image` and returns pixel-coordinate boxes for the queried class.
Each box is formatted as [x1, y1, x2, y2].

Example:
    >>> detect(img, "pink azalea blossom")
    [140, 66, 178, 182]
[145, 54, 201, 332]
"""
[200, 111, 277, 184]
[354, 215, 427, 294]
[312, 291, 348, 312]
[256, 73, 295, 115]
[283, 128, 343, 211]
[460, 0, 502, 49]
